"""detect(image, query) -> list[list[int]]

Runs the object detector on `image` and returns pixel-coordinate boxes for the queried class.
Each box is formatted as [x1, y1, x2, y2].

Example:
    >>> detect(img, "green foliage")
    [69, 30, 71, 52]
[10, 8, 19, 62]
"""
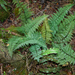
[33, 4, 75, 74]
[41, 18, 52, 44]
[48, 4, 74, 36]
[47, 4, 75, 66]
[7, 2, 75, 75]
[52, 43, 75, 65]
[40, 4, 75, 66]
[13, 0, 20, 4]
[7, 1, 49, 57]
[13, 0, 33, 24]
[40, 44, 74, 65]
[0, 0, 7, 11]
[26, 15, 48, 35]
[42, 48, 59, 55]
[3, 71, 6, 75]
[29, 45, 42, 62]
[16, 15, 48, 35]
[7, 15, 48, 57]
[8, 32, 47, 57]
[52, 14, 75, 43]
[40, 66, 61, 74]
[29, 44, 58, 62]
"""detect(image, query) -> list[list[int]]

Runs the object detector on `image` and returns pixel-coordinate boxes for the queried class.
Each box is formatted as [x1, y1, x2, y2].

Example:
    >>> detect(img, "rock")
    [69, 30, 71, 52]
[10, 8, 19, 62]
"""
[0, 41, 25, 67]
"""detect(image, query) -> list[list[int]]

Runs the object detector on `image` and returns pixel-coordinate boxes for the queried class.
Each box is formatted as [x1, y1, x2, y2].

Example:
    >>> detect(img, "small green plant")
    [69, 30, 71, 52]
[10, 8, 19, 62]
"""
[3, 71, 6, 75]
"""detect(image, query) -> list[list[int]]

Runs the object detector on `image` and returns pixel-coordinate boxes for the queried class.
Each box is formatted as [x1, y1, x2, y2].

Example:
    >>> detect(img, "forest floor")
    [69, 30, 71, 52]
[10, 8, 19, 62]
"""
[0, 0, 75, 75]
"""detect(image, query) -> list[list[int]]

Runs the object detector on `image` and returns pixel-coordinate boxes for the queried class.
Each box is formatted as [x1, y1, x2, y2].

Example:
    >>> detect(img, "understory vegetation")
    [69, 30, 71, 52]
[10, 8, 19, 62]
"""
[0, 0, 75, 75]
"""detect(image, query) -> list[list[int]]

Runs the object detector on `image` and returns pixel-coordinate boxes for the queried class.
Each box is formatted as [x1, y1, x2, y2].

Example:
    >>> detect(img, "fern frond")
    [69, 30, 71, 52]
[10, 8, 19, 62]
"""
[39, 66, 61, 74]
[42, 48, 59, 56]
[13, 0, 33, 24]
[7, 32, 47, 57]
[53, 14, 75, 43]
[26, 15, 48, 35]
[14, 32, 47, 50]
[41, 18, 52, 44]
[40, 42, 75, 65]
[14, 26, 26, 35]
[48, 4, 74, 36]
[17, 15, 48, 35]
[16, 15, 48, 36]
[29, 45, 59, 62]
[0, 0, 7, 11]
[18, 3, 33, 24]
[8, 36, 22, 57]
[13, 0, 20, 4]
[29, 45, 42, 62]
[52, 43, 75, 65]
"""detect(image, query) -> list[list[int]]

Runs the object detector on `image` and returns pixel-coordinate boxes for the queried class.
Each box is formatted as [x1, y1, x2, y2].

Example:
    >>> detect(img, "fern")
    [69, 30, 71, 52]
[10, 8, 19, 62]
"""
[40, 4, 75, 66]
[29, 45, 42, 62]
[7, 2, 75, 67]
[16, 15, 48, 36]
[7, 1, 48, 57]
[45, 4, 75, 65]
[13, 0, 33, 24]
[42, 48, 59, 56]
[41, 18, 52, 44]
[39, 66, 61, 74]
[48, 4, 74, 36]
[29, 45, 59, 62]
[0, 0, 7, 11]
[52, 43, 75, 65]
[25, 15, 48, 35]
[14, 32, 47, 50]
[7, 32, 47, 57]
[8, 36, 22, 57]
[53, 14, 75, 43]
[40, 43, 75, 65]
[13, 0, 20, 4]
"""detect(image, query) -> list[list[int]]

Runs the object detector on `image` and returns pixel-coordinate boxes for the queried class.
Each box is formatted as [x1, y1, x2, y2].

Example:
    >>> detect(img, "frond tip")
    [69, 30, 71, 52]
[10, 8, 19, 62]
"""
[41, 18, 52, 44]
[52, 43, 75, 65]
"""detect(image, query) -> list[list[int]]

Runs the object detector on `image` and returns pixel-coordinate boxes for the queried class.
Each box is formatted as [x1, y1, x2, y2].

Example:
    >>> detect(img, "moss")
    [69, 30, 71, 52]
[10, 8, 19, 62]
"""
[0, 8, 9, 22]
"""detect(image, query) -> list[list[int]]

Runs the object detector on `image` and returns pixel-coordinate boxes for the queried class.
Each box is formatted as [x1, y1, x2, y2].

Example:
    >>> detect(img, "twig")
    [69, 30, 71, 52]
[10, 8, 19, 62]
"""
[0, 29, 21, 36]
[0, 63, 3, 75]
[33, 5, 50, 17]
